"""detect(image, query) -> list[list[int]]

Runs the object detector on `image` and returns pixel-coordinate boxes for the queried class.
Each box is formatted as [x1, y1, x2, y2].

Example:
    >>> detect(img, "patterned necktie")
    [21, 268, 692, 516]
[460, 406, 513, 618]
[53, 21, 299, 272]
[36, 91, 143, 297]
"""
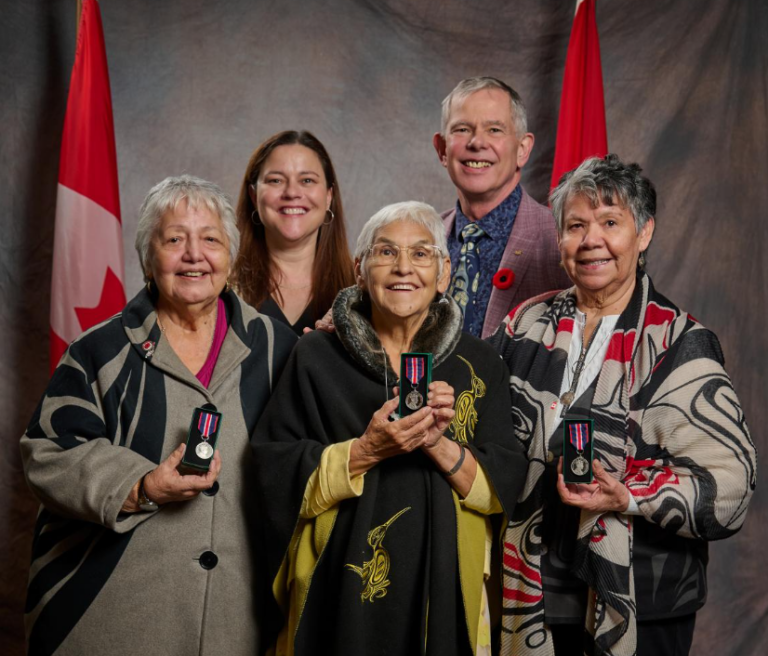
[450, 222, 485, 331]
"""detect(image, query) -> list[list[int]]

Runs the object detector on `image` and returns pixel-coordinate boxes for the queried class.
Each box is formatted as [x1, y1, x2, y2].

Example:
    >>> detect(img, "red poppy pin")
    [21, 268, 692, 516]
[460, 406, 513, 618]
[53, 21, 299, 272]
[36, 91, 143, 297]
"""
[493, 268, 515, 289]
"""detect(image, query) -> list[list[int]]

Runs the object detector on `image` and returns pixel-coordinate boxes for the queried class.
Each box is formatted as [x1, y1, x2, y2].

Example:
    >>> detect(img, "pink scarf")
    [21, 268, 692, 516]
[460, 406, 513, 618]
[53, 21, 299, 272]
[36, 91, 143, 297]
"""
[196, 297, 227, 388]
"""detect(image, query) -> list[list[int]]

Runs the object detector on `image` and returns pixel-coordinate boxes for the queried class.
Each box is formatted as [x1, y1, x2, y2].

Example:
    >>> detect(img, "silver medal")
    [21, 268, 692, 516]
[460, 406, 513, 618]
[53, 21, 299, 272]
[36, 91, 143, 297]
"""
[405, 389, 424, 410]
[570, 455, 589, 476]
[196, 441, 214, 460]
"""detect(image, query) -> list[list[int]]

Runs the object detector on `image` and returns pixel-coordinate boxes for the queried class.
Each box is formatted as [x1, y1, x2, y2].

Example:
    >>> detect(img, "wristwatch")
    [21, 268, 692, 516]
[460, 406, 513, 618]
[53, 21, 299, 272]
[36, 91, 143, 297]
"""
[137, 475, 159, 512]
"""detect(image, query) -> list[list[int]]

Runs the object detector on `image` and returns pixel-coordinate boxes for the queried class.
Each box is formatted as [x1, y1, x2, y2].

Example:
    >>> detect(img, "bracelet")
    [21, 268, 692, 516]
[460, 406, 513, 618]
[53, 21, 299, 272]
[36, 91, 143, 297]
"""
[445, 444, 466, 477]
[137, 474, 159, 512]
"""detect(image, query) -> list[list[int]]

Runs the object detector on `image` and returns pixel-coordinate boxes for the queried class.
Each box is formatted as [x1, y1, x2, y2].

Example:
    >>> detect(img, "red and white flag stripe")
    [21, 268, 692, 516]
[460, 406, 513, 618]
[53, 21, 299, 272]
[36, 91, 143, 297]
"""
[50, 0, 125, 372]
[550, 0, 608, 191]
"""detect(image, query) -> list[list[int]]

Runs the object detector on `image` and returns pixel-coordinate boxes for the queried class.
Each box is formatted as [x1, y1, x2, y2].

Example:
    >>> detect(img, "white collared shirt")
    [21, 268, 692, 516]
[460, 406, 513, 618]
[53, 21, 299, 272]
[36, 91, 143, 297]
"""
[551, 309, 640, 514]
[552, 309, 619, 429]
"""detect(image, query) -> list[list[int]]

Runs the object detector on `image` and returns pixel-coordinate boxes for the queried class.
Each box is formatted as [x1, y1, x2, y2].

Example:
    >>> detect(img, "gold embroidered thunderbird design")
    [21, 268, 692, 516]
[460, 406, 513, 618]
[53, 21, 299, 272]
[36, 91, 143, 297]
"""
[449, 355, 486, 444]
[345, 506, 411, 603]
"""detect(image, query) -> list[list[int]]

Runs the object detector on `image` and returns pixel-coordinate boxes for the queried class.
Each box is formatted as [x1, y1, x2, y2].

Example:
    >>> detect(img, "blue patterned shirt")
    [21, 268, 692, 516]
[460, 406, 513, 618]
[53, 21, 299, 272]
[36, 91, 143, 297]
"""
[448, 185, 523, 336]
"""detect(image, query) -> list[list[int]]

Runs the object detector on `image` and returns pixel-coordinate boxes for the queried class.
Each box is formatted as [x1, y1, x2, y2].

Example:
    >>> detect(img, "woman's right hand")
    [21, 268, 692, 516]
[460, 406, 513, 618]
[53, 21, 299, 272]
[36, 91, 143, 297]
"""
[124, 443, 222, 511]
[349, 396, 434, 475]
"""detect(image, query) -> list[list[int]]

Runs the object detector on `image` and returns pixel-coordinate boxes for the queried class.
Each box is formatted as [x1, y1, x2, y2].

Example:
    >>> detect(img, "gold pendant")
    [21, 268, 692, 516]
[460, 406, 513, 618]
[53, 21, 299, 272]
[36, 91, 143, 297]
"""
[560, 391, 574, 407]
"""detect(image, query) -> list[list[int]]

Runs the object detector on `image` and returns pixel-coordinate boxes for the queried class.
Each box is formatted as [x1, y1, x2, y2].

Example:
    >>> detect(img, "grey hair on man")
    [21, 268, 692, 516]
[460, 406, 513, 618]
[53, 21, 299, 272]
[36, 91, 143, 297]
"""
[355, 201, 449, 278]
[135, 175, 240, 280]
[440, 76, 528, 138]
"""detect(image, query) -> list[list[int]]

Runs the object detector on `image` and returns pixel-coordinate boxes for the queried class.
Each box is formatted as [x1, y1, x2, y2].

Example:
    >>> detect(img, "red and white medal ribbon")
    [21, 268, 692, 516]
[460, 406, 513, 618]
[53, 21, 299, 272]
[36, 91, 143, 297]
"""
[404, 357, 425, 410]
[195, 411, 219, 460]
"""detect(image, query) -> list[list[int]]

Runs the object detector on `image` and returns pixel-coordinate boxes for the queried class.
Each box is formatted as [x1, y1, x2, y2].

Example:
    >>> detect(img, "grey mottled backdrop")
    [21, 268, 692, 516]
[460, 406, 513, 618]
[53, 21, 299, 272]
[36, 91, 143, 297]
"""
[1, 1, 766, 654]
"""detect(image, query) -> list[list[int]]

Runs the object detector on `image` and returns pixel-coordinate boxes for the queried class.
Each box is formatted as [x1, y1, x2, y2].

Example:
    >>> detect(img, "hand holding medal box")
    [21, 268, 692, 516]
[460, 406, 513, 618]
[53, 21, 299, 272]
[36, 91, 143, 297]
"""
[399, 352, 432, 417]
[181, 403, 222, 472]
[562, 417, 594, 483]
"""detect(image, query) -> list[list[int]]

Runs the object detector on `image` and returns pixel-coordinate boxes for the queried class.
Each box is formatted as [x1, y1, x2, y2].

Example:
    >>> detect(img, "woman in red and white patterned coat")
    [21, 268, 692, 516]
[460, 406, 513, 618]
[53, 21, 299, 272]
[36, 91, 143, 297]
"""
[490, 154, 757, 656]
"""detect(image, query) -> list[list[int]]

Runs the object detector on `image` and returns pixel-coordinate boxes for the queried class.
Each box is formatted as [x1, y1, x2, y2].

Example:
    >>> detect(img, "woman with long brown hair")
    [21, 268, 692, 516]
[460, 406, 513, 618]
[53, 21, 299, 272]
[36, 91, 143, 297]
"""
[233, 130, 354, 334]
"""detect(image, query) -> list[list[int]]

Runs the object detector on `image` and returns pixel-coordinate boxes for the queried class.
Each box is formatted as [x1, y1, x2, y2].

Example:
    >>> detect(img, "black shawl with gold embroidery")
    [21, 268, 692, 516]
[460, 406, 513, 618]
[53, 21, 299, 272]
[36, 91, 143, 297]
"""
[252, 288, 527, 655]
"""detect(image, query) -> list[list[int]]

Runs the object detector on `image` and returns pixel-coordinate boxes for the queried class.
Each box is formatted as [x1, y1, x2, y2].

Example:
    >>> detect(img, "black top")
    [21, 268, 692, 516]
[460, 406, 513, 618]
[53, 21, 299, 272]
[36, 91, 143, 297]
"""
[259, 296, 318, 337]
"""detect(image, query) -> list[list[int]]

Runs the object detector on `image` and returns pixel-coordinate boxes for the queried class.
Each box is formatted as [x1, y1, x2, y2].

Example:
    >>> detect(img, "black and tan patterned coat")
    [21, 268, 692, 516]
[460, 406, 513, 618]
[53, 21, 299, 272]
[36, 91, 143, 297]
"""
[20, 289, 296, 656]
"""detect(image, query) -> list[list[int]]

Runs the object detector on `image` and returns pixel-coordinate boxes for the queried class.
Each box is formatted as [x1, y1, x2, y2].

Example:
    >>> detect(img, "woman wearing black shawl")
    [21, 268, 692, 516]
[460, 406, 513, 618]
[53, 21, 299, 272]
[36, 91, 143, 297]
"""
[252, 201, 527, 655]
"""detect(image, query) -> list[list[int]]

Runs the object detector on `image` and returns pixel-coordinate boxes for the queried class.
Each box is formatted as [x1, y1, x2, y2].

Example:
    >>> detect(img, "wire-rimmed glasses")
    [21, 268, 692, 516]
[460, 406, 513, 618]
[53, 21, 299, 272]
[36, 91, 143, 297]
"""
[366, 243, 442, 267]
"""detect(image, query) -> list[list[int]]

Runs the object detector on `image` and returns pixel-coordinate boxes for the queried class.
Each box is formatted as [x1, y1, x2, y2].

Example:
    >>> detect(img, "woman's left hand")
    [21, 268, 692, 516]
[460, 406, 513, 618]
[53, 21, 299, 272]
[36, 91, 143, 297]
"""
[393, 382, 455, 448]
[556, 458, 630, 513]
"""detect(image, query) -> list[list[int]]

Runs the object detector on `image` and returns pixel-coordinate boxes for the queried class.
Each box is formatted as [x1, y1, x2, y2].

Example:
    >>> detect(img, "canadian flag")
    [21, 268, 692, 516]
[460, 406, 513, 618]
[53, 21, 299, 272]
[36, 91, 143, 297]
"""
[550, 0, 608, 191]
[50, 0, 125, 372]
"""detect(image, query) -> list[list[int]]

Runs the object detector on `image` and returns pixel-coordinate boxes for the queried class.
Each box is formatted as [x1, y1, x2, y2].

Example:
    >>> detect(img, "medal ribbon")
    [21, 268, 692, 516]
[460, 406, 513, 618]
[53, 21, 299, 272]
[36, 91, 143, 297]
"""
[405, 357, 424, 386]
[569, 423, 590, 451]
[198, 412, 219, 439]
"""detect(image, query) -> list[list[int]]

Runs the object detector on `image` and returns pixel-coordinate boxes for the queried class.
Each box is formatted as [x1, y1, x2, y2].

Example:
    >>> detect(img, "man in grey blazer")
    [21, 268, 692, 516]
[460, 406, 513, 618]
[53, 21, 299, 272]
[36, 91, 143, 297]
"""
[434, 77, 571, 339]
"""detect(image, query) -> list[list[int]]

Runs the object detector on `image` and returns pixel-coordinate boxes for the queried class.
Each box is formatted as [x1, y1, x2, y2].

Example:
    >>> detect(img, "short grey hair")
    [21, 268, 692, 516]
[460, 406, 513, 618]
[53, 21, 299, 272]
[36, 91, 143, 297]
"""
[135, 175, 240, 280]
[355, 201, 449, 278]
[549, 154, 656, 267]
[440, 77, 528, 138]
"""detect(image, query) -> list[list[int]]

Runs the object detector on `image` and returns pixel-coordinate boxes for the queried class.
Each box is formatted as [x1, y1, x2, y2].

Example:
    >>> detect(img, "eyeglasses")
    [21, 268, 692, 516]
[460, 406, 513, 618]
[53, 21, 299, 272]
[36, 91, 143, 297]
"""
[366, 243, 442, 267]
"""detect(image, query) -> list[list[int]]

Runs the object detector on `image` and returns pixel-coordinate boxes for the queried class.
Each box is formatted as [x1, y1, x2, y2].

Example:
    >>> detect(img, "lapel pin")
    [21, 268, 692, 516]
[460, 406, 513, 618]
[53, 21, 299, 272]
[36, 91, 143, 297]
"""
[492, 268, 515, 290]
[514, 249, 523, 256]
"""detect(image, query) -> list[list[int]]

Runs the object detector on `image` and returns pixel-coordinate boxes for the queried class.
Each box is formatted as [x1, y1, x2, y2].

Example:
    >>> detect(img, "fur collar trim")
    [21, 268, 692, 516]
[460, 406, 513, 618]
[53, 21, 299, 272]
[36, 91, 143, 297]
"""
[332, 286, 463, 383]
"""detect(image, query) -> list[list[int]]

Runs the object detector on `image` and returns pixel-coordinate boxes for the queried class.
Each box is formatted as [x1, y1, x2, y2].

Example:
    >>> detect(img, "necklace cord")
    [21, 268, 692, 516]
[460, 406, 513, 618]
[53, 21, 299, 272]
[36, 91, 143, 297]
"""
[561, 317, 604, 410]
[383, 347, 389, 403]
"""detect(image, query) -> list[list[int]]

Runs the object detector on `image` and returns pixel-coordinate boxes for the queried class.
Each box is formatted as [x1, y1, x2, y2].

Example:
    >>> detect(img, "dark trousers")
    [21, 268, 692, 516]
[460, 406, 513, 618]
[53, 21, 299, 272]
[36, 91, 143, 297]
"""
[550, 614, 696, 656]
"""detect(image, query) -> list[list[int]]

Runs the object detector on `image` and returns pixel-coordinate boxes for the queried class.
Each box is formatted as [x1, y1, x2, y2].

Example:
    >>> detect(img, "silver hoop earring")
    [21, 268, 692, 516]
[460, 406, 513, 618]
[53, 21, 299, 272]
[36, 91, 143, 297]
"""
[323, 209, 335, 226]
[251, 210, 262, 226]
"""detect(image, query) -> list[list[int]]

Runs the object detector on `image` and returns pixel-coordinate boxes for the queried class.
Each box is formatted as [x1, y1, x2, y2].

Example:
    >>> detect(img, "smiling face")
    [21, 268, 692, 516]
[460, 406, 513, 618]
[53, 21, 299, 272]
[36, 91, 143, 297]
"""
[559, 195, 654, 304]
[149, 201, 231, 312]
[433, 88, 533, 217]
[251, 144, 333, 247]
[358, 220, 451, 329]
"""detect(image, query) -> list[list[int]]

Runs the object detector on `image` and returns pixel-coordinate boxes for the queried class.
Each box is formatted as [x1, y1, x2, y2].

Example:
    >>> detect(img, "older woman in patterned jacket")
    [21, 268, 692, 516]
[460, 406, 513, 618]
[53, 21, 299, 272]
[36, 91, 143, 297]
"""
[491, 155, 757, 656]
[20, 176, 296, 656]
